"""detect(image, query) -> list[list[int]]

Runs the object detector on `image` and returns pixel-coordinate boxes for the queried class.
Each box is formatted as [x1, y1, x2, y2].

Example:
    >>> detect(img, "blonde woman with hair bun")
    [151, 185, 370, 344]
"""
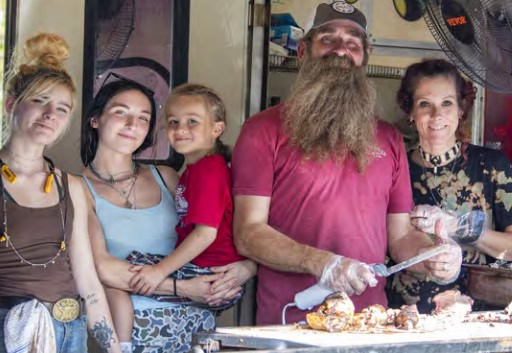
[0, 33, 121, 353]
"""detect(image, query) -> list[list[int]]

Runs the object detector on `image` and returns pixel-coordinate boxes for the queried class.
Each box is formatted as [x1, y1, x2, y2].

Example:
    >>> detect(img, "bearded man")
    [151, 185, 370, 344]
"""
[231, 1, 462, 325]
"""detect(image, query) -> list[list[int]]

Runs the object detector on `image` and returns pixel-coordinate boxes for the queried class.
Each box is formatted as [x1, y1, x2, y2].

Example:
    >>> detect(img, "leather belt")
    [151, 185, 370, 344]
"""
[0, 296, 83, 322]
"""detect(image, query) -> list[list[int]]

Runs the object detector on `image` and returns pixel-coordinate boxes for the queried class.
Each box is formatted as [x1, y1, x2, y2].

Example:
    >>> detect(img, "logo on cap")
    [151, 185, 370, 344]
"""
[332, 1, 355, 14]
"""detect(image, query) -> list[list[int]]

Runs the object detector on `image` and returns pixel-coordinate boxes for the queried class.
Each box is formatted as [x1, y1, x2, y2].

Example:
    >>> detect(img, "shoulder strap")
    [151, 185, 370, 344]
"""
[80, 174, 100, 200]
[149, 165, 173, 198]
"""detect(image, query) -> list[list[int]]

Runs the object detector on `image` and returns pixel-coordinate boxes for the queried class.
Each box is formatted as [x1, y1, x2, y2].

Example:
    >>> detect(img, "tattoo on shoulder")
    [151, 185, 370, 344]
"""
[86, 293, 99, 306]
[91, 317, 115, 349]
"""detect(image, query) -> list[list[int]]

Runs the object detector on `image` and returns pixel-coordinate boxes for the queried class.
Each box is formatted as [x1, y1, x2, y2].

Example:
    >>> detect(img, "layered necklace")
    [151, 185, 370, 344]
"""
[89, 161, 140, 209]
[418, 141, 461, 210]
[0, 156, 67, 268]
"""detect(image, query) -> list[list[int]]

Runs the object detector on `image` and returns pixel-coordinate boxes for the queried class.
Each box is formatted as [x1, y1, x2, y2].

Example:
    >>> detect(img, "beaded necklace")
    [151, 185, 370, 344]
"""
[418, 145, 461, 210]
[0, 157, 67, 268]
[418, 141, 461, 174]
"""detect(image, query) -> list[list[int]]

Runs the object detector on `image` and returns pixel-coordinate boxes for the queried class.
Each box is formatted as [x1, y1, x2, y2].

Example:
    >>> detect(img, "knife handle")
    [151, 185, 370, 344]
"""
[294, 284, 334, 310]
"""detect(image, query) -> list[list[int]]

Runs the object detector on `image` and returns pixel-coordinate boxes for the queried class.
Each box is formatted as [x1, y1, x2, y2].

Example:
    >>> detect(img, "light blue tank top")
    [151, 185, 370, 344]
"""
[82, 165, 179, 310]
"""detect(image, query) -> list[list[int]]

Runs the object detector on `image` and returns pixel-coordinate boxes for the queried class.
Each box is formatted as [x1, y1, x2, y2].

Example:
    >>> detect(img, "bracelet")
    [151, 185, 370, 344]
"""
[173, 278, 177, 296]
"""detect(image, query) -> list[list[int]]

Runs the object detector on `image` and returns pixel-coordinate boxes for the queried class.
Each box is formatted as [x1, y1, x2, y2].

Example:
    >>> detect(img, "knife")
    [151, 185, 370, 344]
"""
[372, 243, 451, 277]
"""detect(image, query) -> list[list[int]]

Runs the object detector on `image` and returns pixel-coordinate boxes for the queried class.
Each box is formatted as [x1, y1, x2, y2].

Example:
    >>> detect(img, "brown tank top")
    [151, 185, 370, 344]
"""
[0, 173, 77, 302]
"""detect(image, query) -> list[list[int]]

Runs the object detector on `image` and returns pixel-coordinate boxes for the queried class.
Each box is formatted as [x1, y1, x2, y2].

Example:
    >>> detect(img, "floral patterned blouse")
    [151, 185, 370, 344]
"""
[387, 143, 512, 313]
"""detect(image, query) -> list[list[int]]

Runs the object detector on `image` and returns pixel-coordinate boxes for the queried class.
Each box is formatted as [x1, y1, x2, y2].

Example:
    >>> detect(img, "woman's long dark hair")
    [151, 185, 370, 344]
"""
[81, 79, 157, 166]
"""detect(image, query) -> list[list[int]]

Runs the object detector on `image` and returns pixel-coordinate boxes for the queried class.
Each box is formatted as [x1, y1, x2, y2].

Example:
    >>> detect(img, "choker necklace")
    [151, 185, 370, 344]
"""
[0, 157, 56, 193]
[89, 161, 139, 184]
[418, 142, 461, 174]
[0, 157, 67, 268]
[419, 146, 460, 210]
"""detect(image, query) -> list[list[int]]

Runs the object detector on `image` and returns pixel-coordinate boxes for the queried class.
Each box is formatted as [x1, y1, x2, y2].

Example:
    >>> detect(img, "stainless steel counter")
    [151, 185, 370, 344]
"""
[193, 319, 512, 353]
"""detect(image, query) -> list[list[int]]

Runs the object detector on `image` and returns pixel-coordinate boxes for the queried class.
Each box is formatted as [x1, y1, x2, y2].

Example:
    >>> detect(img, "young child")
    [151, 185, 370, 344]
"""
[110, 83, 247, 353]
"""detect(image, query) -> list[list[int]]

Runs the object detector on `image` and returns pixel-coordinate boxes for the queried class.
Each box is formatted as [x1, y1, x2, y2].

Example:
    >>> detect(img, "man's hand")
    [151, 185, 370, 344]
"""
[319, 255, 378, 296]
[128, 264, 167, 296]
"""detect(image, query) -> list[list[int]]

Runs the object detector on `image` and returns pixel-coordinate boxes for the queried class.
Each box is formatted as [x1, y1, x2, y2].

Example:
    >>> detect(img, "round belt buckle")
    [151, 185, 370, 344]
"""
[52, 298, 80, 322]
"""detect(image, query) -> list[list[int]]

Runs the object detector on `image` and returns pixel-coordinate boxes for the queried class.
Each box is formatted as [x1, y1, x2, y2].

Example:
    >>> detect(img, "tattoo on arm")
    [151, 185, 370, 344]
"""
[91, 317, 115, 349]
[86, 293, 99, 306]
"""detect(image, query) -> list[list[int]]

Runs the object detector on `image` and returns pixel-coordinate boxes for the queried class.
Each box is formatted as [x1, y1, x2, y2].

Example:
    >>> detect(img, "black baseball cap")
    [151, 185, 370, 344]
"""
[305, 1, 367, 36]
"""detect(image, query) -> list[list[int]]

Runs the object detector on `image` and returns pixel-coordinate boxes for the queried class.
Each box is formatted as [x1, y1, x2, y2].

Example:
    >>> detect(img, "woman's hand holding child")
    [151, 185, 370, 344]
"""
[129, 264, 168, 296]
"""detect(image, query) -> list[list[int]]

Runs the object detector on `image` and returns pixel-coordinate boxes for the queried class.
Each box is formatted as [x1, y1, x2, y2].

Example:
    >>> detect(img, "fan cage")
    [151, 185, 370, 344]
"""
[96, 0, 135, 62]
[424, 0, 512, 92]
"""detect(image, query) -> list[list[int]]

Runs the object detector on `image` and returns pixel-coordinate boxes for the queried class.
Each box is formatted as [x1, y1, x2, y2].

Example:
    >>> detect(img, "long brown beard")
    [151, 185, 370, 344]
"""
[284, 54, 377, 171]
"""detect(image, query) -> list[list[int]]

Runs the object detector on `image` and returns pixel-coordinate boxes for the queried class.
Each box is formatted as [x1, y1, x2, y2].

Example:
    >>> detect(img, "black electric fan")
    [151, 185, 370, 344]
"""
[423, 0, 512, 92]
[95, 0, 135, 76]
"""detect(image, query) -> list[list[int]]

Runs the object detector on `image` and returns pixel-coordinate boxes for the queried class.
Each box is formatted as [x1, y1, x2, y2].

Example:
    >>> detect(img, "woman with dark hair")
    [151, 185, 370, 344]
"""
[388, 59, 512, 313]
[81, 78, 157, 167]
[80, 76, 251, 353]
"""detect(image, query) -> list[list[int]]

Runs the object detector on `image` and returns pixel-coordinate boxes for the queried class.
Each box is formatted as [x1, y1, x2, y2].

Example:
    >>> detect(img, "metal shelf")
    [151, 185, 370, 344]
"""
[269, 55, 406, 79]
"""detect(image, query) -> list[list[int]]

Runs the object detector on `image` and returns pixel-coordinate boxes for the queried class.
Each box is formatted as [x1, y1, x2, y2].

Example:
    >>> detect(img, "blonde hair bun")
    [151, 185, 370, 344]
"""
[20, 33, 70, 73]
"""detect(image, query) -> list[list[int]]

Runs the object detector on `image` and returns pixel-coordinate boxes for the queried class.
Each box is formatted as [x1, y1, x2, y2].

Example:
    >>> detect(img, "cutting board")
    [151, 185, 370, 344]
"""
[213, 318, 512, 348]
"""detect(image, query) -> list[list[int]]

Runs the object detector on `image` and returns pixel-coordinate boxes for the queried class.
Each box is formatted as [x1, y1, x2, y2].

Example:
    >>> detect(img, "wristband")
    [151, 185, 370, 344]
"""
[173, 278, 177, 296]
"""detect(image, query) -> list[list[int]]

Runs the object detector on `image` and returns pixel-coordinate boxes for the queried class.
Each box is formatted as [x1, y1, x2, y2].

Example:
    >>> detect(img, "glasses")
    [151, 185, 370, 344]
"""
[97, 71, 155, 98]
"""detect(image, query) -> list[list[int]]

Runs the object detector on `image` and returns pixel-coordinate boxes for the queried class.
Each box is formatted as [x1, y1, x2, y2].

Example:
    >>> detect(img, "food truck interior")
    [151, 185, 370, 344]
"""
[2, 0, 512, 352]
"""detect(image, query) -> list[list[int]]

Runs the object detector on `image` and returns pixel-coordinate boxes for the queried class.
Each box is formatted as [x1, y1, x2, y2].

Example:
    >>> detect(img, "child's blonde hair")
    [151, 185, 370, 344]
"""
[4, 33, 76, 145]
[165, 83, 230, 162]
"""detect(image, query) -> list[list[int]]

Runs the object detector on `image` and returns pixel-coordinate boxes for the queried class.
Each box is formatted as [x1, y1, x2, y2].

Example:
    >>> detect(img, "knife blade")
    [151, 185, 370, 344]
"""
[374, 243, 451, 277]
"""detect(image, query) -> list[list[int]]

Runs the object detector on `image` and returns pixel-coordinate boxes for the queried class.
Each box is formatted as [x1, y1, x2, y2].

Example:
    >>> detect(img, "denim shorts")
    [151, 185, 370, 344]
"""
[0, 307, 88, 353]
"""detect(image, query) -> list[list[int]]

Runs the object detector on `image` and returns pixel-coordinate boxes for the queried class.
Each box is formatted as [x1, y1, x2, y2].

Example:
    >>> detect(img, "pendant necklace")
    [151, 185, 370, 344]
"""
[0, 157, 67, 267]
[418, 143, 461, 210]
[109, 174, 138, 209]
[89, 161, 139, 184]
[89, 162, 140, 209]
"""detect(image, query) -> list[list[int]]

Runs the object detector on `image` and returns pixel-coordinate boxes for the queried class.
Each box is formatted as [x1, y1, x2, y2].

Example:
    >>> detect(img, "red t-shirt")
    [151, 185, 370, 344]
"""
[175, 154, 245, 267]
[231, 104, 413, 325]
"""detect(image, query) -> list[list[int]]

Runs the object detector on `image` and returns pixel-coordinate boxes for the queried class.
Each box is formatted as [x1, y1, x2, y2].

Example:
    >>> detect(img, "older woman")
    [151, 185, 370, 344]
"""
[80, 76, 255, 353]
[0, 33, 121, 352]
[388, 59, 512, 313]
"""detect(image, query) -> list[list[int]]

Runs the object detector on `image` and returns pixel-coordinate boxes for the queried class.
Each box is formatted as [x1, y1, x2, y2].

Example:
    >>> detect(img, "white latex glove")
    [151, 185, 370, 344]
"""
[411, 205, 485, 245]
[422, 241, 462, 284]
[319, 255, 378, 296]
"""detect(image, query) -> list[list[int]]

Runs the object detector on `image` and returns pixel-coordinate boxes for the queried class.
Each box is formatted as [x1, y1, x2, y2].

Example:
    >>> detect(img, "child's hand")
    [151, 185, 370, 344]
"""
[128, 264, 167, 296]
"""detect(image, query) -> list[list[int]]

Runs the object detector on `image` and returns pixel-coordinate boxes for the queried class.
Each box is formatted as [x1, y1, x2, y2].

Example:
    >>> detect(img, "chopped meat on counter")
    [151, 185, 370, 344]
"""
[318, 292, 355, 316]
[432, 289, 473, 321]
[395, 305, 420, 330]
[505, 301, 512, 316]
[306, 292, 421, 332]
